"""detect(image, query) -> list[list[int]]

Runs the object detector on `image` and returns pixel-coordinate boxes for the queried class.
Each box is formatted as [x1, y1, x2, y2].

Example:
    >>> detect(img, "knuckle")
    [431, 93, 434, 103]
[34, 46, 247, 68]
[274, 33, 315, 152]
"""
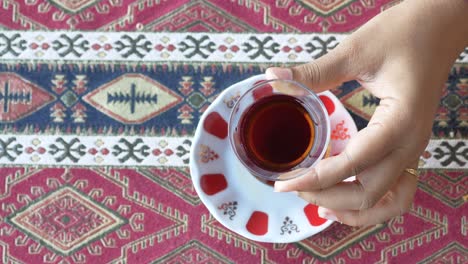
[369, 120, 395, 142]
[343, 150, 361, 176]
[334, 38, 360, 74]
[359, 197, 373, 210]
[289, 181, 302, 191]
[347, 215, 365, 227]
[300, 193, 319, 206]
[353, 179, 378, 210]
[312, 170, 323, 190]
[340, 37, 360, 54]
[354, 179, 374, 208]
[309, 62, 321, 86]
[294, 62, 321, 86]
[313, 191, 323, 206]
[352, 179, 367, 209]
[360, 192, 378, 210]
[309, 192, 322, 206]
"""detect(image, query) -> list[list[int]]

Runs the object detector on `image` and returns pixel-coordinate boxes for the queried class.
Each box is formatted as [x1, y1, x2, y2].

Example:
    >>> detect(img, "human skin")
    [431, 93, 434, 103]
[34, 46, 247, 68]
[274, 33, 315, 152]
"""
[266, 0, 468, 226]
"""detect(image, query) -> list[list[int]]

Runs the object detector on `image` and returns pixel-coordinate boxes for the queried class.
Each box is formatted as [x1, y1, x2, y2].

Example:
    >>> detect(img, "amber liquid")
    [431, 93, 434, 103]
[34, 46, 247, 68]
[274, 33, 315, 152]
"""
[240, 94, 315, 172]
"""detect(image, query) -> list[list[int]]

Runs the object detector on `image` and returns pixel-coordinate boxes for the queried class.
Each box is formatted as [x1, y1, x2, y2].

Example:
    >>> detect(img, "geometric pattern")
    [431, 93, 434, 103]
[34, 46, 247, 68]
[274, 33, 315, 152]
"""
[420, 139, 468, 169]
[0, 31, 467, 63]
[84, 74, 182, 124]
[296, 0, 355, 16]
[6, 186, 126, 256]
[154, 240, 233, 264]
[0, 134, 462, 169]
[0, 135, 192, 167]
[0, 31, 346, 63]
[434, 64, 467, 137]
[48, 0, 100, 14]
[418, 169, 467, 208]
[0, 168, 188, 264]
[0, 1, 466, 263]
[0, 67, 463, 264]
[138, 168, 201, 206]
[146, 0, 255, 32]
[0, 63, 465, 139]
[296, 222, 386, 260]
[0, 73, 55, 122]
[418, 242, 468, 264]
[341, 86, 378, 121]
[0, 65, 234, 131]
[0, 0, 398, 32]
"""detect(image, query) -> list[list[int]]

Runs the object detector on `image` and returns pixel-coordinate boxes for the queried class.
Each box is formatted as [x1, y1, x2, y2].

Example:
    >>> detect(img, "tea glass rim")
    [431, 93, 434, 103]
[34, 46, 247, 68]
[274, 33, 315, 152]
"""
[228, 78, 331, 182]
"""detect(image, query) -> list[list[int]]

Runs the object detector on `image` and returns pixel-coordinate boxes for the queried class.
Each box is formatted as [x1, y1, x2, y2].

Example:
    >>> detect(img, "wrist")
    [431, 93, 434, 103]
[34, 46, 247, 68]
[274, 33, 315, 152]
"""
[398, 0, 468, 65]
[404, 0, 468, 43]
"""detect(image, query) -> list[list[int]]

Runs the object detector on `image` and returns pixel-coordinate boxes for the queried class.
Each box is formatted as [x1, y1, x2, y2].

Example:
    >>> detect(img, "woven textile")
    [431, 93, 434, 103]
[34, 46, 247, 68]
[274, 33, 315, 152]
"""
[0, 1, 466, 263]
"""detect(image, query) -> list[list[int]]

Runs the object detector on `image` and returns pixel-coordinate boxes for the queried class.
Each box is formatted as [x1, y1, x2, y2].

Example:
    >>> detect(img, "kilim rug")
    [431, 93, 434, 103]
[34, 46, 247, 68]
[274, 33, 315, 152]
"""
[0, 1, 467, 263]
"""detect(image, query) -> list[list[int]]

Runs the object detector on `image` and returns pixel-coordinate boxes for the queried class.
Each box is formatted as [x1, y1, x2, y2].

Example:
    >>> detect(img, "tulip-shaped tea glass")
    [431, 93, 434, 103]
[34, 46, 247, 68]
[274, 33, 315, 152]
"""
[229, 79, 330, 182]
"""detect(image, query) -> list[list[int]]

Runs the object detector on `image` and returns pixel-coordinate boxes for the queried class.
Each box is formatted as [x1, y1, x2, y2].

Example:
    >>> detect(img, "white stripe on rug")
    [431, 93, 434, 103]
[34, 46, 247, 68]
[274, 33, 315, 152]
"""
[0, 135, 464, 169]
[0, 31, 467, 63]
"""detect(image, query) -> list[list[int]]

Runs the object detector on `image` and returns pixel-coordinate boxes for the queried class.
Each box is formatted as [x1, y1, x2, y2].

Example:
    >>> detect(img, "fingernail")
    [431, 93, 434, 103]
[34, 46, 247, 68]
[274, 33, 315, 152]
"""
[318, 207, 338, 222]
[273, 182, 285, 192]
[265, 67, 292, 80]
[274, 181, 292, 192]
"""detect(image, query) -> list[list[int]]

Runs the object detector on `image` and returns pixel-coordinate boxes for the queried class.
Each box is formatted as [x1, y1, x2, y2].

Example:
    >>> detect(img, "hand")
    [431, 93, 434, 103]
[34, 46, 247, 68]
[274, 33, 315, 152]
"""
[266, 0, 468, 226]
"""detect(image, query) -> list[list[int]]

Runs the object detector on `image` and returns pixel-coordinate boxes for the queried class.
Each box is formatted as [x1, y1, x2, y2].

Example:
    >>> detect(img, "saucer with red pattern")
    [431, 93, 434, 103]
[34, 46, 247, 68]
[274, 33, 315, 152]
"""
[190, 75, 357, 243]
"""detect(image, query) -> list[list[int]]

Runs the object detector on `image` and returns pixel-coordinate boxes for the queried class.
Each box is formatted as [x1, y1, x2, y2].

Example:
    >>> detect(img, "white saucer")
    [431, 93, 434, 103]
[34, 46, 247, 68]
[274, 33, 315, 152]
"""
[190, 75, 357, 243]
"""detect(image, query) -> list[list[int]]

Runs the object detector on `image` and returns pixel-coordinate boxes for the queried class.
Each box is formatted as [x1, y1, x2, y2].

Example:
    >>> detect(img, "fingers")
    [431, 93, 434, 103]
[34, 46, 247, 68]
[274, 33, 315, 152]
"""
[275, 104, 399, 193]
[265, 44, 356, 93]
[274, 153, 353, 192]
[317, 162, 418, 226]
[294, 149, 406, 210]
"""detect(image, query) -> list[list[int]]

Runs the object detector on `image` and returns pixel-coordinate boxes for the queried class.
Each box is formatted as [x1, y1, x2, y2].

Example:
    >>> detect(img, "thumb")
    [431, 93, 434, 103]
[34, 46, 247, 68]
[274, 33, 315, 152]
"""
[266, 47, 355, 93]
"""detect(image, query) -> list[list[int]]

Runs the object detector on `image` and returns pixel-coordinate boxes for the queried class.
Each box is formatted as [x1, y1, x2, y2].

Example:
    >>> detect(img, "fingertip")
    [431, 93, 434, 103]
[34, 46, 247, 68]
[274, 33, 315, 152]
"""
[265, 68, 276, 80]
[317, 206, 327, 216]
[318, 207, 338, 221]
[274, 177, 303, 192]
[273, 181, 290, 192]
[265, 67, 292, 80]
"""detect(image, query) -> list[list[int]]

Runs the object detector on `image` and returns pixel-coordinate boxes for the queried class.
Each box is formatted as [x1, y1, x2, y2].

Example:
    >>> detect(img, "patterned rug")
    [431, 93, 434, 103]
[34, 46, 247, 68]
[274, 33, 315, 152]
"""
[0, 1, 467, 263]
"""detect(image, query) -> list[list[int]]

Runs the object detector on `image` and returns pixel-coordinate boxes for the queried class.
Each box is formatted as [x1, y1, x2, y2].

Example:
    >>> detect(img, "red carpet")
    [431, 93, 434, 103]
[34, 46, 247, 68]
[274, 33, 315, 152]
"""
[0, 1, 466, 263]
